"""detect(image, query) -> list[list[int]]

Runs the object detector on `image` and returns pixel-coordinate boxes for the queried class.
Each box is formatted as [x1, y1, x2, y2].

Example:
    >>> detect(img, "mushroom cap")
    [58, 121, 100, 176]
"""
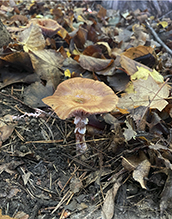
[42, 77, 118, 120]
[29, 18, 62, 37]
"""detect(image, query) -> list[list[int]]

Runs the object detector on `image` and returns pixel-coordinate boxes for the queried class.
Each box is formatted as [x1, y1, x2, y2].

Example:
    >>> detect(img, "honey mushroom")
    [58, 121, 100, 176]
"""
[42, 77, 118, 153]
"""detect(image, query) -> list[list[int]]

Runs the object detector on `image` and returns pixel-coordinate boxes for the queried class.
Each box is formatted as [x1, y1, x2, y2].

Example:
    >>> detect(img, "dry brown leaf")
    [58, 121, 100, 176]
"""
[0, 161, 23, 175]
[102, 176, 122, 219]
[96, 61, 116, 76]
[19, 24, 45, 52]
[120, 55, 152, 76]
[122, 45, 154, 60]
[133, 159, 151, 189]
[6, 187, 20, 199]
[123, 120, 137, 141]
[97, 6, 107, 22]
[101, 188, 114, 219]
[0, 125, 15, 143]
[29, 49, 64, 88]
[0, 51, 33, 72]
[78, 54, 114, 71]
[117, 76, 169, 111]
[24, 81, 54, 108]
[122, 151, 150, 189]
[9, 14, 28, 25]
[132, 23, 149, 45]
[160, 169, 172, 215]
[70, 177, 83, 193]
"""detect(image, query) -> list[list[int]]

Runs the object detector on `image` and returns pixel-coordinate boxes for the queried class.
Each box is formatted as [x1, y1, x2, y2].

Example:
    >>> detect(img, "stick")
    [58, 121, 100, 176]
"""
[145, 20, 172, 56]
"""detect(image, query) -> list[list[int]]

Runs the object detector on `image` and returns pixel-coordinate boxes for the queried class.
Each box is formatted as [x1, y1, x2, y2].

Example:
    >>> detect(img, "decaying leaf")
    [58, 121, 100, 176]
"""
[77, 54, 114, 72]
[117, 76, 169, 111]
[107, 71, 130, 91]
[19, 24, 45, 52]
[160, 169, 172, 216]
[29, 49, 64, 88]
[0, 161, 23, 175]
[131, 66, 164, 83]
[122, 151, 150, 189]
[123, 120, 137, 141]
[102, 175, 123, 219]
[122, 45, 154, 60]
[24, 81, 54, 108]
[70, 177, 83, 193]
[0, 51, 33, 72]
[0, 125, 15, 143]
[132, 159, 151, 189]
[120, 55, 153, 76]
[6, 187, 20, 199]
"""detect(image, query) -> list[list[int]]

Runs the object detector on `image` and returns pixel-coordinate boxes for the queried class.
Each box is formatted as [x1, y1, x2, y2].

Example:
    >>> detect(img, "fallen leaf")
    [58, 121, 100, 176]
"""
[122, 45, 154, 60]
[133, 159, 151, 189]
[19, 24, 45, 52]
[131, 66, 164, 83]
[0, 125, 15, 143]
[77, 54, 114, 71]
[122, 151, 150, 189]
[24, 81, 54, 108]
[123, 120, 137, 141]
[29, 49, 64, 88]
[70, 177, 83, 193]
[120, 55, 153, 76]
[28, 18, 62, 37]
[102, 175, 123, 219]
[0, 51, 33, 72]
[0, 161, 23, 175]
[107, 71, 130, 91]
[117, 76, 169, 111]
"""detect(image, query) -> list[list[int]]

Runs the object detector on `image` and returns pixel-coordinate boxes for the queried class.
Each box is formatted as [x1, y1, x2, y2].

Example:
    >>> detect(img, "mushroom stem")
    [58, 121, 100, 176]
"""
[74, 116, 88, 153]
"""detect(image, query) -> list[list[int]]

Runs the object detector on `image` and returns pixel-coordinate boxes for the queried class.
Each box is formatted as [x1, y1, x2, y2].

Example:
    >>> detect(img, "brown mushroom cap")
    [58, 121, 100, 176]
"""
[29, 18, 62, 37]
[42, 77, 118, 120]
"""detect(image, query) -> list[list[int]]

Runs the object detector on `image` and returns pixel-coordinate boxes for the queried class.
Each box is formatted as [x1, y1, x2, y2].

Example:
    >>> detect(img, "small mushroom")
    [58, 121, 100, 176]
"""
[42, 77, 118, 153]
[28, 18, 62, 37]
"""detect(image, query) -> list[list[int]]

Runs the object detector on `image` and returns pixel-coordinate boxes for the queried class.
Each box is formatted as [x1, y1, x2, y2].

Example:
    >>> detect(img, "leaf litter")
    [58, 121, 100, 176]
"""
[1, 1, 172, 219]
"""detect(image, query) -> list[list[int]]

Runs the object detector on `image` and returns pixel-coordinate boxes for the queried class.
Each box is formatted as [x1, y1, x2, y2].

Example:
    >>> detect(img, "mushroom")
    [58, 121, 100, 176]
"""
[28, 18, 62, 37]
[42, 77, 118, 153]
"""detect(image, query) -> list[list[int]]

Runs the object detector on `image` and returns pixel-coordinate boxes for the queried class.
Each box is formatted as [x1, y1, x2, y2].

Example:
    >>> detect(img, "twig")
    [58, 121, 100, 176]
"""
[145, 20, 172, 56]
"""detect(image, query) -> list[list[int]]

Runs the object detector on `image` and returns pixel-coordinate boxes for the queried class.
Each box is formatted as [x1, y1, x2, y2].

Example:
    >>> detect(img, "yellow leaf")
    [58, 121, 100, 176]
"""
[117, 75, 169, 111]
[131, 66, 164, 83]
[57, 28, 68, 39]
[122, 45, 154, 60]
[125, 82, 135, 94]
[64, 69, 71, 78]
[77, 15, 85, 22]
[158, 21, 168, 28]
[66, 50, 71, 57]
